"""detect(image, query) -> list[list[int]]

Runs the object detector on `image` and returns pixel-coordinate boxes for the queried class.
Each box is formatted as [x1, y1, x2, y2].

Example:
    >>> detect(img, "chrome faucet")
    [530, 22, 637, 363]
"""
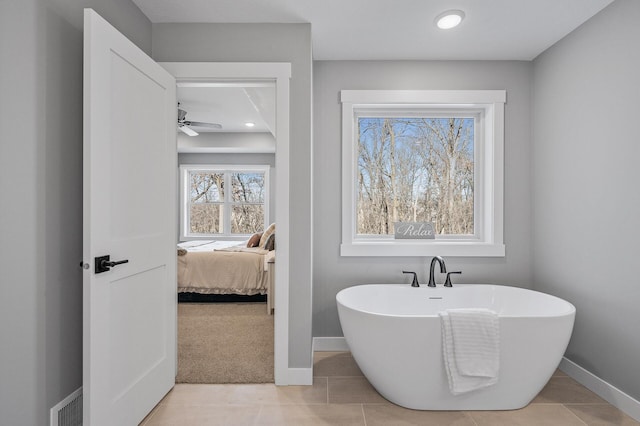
[428, 256, 447, 287]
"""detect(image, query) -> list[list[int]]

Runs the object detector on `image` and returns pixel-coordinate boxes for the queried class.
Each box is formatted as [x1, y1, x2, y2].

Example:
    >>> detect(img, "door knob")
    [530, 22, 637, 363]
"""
[95, 255, 129, 274]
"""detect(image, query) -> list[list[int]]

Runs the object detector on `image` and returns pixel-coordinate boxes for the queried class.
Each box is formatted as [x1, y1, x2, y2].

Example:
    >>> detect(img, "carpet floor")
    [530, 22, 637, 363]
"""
[176, 303, 274, 384]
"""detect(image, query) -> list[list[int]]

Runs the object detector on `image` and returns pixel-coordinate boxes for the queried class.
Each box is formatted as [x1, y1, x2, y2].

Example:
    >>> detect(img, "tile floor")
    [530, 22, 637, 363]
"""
[140, 351, 639, 425]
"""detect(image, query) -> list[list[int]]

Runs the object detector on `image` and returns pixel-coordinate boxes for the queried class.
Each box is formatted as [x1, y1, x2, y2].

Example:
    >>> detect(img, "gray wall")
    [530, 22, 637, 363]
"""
[0, 1, 151, 424]
[313, 61, 533, 337]
[532, 0, 640, 401]
[178, 152, 277, 230]
[153, 23, 314, 368]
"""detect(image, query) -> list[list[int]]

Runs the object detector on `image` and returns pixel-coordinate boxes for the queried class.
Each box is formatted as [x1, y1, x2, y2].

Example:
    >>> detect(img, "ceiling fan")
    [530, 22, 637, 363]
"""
[177, 103, 222, 136]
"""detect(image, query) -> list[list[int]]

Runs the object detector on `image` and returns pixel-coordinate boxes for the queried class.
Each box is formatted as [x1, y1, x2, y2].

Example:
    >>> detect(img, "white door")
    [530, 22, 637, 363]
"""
[82, 9, 176, 425]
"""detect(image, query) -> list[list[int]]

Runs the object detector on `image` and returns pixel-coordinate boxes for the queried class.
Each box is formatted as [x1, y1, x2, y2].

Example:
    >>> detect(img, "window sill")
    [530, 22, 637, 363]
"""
[340, 241, 505, 257]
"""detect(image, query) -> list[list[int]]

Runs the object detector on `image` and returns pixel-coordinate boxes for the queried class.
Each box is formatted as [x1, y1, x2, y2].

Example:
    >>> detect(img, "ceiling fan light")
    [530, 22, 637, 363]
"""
[178, 125, 199, 137]
[435, 10, 465, 29]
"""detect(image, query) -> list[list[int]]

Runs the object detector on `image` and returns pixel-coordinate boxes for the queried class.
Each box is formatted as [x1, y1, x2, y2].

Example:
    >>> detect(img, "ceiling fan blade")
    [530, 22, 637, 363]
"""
[183, 120, 222, 129]
[178, 125, 199, 137]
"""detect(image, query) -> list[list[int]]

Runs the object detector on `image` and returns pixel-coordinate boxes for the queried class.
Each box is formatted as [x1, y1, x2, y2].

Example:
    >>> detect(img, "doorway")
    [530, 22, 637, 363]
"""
[160, 62, 291, 385]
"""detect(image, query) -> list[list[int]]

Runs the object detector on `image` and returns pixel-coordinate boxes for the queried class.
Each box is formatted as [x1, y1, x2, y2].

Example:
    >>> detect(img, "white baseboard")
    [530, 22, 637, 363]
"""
[312, 337, 349, 352]
[286, 367, 313, 385]
[560, 357, 640, 422]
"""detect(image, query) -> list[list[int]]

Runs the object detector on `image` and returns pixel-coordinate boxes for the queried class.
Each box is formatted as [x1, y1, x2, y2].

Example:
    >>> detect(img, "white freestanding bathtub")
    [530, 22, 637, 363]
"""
[336, 284, 575, 410]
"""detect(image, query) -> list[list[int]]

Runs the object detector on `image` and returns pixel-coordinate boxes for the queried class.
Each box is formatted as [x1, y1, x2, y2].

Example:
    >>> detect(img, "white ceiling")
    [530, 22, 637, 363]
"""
[133, 0, 614, 61]
[177, 83, 275, 134]
[151, 0, 614, 148]
[176, 83, 277, 153]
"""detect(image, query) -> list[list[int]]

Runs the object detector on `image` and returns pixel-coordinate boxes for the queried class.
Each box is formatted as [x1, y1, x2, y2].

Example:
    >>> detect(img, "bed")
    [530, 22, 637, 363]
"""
[177, 240, 275, 314]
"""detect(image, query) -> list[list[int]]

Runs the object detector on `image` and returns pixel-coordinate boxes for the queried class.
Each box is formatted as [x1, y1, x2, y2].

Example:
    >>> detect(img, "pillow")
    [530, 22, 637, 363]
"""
[247, 233, 262, 248]
[264, 233, 275, 251]
[259, 223, 276, 249]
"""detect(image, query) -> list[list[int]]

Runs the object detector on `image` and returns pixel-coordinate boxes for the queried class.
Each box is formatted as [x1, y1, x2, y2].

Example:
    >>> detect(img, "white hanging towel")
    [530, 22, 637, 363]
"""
[439, 308, 500, 395]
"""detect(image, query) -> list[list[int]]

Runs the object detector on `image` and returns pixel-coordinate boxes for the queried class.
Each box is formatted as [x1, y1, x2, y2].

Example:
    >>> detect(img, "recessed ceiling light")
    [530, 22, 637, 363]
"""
[245, 122, 256, 128]
[435, 10, 465, 30]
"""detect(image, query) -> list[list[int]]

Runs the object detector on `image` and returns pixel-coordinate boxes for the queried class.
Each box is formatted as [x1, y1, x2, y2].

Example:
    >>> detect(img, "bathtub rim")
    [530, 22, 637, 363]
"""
[336, 283, 576, 319]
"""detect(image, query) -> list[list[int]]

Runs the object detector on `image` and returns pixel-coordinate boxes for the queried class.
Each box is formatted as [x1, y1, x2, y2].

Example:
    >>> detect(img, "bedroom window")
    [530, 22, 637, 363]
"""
[180, 165, 269, 240]
[341, 90, 506, 257]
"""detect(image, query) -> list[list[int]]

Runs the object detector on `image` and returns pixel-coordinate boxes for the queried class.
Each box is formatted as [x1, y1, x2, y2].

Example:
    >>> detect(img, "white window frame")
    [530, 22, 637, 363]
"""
[341, 90, 506, 257]
[180, 164, 270, 241]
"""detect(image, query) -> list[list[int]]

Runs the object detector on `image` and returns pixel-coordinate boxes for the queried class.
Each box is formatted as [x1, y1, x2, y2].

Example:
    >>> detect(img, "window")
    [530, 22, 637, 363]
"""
[180, 165, 269, 240]
[341, 90, 506, 257]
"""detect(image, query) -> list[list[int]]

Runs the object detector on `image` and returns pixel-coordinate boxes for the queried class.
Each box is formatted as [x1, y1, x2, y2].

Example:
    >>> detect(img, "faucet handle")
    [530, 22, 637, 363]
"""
[444, 271, 461, 287]
[402, 271, 420, 287]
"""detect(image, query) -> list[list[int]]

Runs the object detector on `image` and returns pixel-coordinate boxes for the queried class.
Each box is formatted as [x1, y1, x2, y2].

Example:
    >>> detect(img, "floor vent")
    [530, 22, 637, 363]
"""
[50, 387, 82, 426]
